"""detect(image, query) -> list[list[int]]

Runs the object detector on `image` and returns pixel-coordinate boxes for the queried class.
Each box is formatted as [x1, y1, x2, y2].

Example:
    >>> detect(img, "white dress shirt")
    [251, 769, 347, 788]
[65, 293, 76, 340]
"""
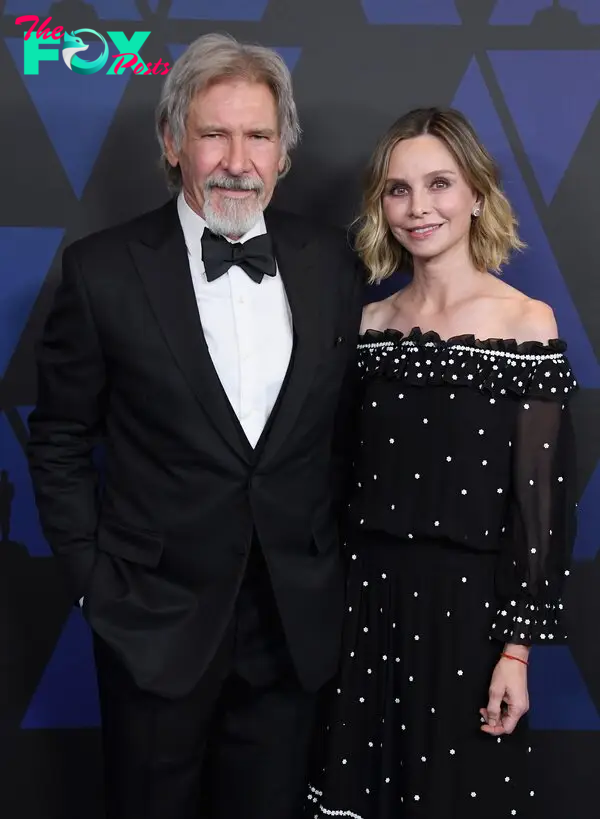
[177, 191, 293, 448]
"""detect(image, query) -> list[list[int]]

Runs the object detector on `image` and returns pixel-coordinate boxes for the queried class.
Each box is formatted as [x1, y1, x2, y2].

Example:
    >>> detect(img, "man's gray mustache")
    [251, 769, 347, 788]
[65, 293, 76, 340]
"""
[205, 176, 264, 192]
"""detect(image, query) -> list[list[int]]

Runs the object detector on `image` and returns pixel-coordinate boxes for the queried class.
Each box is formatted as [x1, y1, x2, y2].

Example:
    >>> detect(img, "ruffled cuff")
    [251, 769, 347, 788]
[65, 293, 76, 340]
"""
[490, 598, 567, 645]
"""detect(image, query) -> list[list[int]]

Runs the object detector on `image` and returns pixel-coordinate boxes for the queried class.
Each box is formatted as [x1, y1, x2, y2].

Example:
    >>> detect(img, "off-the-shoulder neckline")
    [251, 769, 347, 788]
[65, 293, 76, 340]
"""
[358, 326, 567, 355]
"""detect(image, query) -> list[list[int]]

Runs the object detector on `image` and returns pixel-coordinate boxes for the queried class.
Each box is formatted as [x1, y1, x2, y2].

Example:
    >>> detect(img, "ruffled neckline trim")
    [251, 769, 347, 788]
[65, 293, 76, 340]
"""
[359, 326, 567, 355]
[356, 326, 577, 402]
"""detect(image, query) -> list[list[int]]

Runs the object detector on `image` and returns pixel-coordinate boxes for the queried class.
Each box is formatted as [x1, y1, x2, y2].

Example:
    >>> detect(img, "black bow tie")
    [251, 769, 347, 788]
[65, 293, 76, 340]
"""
[201, 228, 276, 284]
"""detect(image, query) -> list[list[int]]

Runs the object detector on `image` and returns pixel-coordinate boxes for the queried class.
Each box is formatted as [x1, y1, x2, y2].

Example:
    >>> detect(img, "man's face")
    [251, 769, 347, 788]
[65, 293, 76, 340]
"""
[165, 78, 286, 238]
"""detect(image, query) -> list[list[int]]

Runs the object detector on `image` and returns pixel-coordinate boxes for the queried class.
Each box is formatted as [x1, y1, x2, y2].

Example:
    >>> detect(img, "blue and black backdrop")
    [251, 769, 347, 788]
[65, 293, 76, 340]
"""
[1, 1, 599, 817]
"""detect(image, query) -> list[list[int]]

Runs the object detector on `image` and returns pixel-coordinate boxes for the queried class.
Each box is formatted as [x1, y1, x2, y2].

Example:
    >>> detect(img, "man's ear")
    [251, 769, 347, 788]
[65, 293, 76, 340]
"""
[163, 125, 179, 168]
[278, 153, 291, 178]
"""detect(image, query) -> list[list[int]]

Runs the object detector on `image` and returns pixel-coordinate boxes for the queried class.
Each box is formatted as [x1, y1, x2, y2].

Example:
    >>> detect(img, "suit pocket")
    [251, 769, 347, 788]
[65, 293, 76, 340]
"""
[97, 520, 163, 568]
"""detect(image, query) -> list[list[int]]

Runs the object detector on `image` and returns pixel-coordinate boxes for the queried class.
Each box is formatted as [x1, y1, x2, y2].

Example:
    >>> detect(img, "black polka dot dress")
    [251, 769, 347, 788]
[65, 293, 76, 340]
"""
[308, 328, 578, 819]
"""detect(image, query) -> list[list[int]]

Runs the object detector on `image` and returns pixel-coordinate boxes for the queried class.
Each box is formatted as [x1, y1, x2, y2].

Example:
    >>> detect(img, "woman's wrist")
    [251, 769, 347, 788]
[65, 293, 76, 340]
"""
[503, 643, 530, 659]
[500, 643, 531, 666]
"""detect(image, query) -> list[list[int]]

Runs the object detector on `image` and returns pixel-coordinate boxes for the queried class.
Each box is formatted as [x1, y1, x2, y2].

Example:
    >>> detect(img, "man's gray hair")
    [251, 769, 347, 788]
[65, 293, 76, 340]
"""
[155, 33, 301, 191]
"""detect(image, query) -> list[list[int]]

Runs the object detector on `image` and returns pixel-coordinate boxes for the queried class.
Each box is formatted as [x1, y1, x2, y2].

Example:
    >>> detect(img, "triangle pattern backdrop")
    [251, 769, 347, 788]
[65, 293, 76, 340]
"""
[5, 0, 143, 19]
[529, 647, 600, 730]
[169, 0, 269, 21]
[0, 227, 64, 377]
[21, 610, 100, 729]
[490, 51, 600, 204]
[5, 37, 132, 198]
[490, 0, 600, 25]
[452, 56, 600, 388]
[573, 463, 600, 561]
[0, 410, 51, 557]
[168, 43, 302, 72]
[361, 0, 461, 24]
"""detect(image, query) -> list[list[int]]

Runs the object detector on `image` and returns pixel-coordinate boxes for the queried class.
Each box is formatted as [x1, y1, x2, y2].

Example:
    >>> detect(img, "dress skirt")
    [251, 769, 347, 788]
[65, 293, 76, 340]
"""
[308, 533, 533, 819]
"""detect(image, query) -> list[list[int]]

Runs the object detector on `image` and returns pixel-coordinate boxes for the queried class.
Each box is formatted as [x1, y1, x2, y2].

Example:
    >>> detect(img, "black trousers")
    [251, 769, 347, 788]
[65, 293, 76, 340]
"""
[94, 544, 318, 819]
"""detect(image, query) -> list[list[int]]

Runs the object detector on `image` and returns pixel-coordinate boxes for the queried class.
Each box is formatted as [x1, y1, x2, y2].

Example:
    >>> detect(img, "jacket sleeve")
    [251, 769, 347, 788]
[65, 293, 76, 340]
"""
[27, 244, 108, 602]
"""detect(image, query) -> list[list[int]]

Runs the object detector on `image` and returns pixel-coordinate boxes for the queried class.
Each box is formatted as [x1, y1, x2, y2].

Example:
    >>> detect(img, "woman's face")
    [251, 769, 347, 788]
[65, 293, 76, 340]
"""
[382, 134, 479, 264]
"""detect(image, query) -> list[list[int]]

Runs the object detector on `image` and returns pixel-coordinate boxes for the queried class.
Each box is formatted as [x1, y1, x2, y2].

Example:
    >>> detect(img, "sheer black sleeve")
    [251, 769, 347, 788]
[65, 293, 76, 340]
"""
[492, 375, 578, 646]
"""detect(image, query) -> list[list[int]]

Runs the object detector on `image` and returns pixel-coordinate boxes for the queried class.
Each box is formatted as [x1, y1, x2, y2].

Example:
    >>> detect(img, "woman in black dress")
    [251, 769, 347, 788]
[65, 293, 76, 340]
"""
[308, 108, 578, 818]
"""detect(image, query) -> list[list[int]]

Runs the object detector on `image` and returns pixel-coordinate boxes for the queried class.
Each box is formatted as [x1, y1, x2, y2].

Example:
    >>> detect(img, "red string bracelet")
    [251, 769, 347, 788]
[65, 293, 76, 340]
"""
[501, 652, 529, 666]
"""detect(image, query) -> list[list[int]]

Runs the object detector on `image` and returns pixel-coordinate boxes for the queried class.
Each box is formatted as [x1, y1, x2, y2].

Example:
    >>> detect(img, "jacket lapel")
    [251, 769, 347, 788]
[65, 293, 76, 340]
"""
[256, 209, 326, 465]
[128, 200, 253, 463]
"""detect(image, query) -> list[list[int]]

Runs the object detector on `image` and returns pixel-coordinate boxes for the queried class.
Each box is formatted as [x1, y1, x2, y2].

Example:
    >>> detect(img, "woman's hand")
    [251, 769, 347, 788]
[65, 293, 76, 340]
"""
[480, 644, 530, 736]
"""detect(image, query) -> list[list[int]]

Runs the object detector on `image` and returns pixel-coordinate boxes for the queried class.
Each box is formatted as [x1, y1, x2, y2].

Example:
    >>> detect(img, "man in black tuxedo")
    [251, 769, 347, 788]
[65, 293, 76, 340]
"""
[27, 32, 363, 819]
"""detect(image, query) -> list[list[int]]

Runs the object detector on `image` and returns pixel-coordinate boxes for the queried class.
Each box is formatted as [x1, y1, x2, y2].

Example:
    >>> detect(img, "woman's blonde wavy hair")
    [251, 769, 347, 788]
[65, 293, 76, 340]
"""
[355, 107, 525, 284]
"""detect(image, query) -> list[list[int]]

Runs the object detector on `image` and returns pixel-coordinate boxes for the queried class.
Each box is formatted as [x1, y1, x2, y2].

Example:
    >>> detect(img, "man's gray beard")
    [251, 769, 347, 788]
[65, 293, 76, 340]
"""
[203, 177, 265, 238]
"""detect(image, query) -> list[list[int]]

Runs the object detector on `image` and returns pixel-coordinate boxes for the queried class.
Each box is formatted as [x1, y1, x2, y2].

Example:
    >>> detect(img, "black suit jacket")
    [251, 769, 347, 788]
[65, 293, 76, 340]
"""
[27, 199, 364, 698]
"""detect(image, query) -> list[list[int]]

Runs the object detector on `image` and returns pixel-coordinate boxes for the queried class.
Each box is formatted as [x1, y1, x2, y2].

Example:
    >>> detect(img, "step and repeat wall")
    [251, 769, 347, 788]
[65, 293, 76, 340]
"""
[1, 1, 599, 817]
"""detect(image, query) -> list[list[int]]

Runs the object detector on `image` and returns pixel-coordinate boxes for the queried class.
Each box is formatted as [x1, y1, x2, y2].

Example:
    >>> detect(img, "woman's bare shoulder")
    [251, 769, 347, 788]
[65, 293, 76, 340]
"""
[360, 295, 397, 334]
[485, 278, 558, 344]
[511, 298, 558, 344]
